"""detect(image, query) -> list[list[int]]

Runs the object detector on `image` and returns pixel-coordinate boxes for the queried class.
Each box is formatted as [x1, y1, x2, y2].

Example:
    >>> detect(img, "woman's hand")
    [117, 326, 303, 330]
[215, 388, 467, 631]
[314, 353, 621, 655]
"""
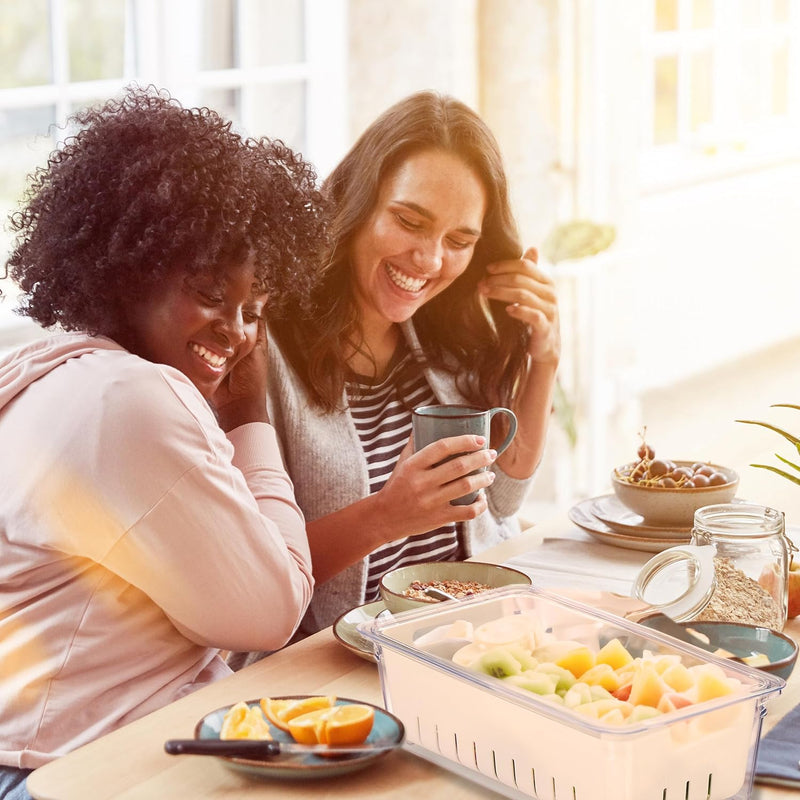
[478, 245, 560, 479]
[479, 246, 561, 367]
[375, 435, 497, 537]
[212, 318, 270, 431]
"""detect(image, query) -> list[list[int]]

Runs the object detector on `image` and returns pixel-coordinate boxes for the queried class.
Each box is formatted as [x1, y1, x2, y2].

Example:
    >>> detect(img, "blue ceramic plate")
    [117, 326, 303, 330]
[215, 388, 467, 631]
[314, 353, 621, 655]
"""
[195, 696, 404, 779]
[639, 618, 797, 680]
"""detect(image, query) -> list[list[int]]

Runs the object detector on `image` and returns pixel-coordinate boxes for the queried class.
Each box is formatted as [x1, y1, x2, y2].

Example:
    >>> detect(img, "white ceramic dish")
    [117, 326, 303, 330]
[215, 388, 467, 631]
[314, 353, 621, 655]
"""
[590, 494, 693, 536]
[612, 460, 738, 527]
[332, 601, 388, 662]
[569, 498, 689, 553]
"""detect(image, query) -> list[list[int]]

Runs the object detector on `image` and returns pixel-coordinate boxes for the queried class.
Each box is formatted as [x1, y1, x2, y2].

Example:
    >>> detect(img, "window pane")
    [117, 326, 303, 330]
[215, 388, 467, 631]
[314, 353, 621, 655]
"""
[690, 52, 713, 130]
[240, 0, 304, 66]
[247, 83, 306, 154]
[692, 0, 714, 28]
[67, 0, 125, 81]
[0, 107, 58, 259]
[741, 43, 764, 122]
[773, 0, 790, 23]
[772, 43, 788, 115]
[198, 88, 240, 126]
[654, 56, 679, 144]
[0, 0, 52, 88]
[742, 0, 762, 27]
[655, 0, 678, 31]
[202, 0, 236, 70]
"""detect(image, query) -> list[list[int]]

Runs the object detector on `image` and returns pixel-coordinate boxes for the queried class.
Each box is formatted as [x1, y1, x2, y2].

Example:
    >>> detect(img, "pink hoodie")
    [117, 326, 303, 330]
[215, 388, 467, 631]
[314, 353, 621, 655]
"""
[0, 333, 313, 768]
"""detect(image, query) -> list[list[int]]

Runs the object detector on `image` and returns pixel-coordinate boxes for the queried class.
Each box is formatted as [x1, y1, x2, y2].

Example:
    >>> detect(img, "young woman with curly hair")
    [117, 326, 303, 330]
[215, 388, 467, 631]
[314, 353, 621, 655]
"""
[0, 85, 327, 797]
[233, 91, 560, 659]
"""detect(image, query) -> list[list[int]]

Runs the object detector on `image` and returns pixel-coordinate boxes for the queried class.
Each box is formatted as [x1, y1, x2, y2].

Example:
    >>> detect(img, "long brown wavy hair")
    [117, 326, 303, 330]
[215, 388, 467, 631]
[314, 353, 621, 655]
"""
[271, 90, 530, 411]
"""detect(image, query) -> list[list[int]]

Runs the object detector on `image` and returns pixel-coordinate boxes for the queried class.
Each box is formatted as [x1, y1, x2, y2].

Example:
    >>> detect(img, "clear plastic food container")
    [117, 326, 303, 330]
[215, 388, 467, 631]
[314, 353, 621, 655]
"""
[360, 586, 783, 800]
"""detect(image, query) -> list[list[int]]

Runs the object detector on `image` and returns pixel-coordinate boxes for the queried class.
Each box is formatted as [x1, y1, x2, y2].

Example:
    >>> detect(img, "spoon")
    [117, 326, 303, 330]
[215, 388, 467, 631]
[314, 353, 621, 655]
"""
[626, 610, 745, 663]
[423, 586, 459, 602]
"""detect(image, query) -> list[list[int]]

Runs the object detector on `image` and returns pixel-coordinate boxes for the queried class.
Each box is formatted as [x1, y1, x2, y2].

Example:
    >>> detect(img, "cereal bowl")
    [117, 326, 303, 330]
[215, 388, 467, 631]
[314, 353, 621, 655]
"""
[379, 561, 531, 614]
[612, 460, 738, 527]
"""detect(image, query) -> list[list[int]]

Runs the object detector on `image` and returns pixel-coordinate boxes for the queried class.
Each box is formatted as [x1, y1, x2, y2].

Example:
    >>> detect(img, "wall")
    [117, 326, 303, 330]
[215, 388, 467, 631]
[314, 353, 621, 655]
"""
[346, 0, 480, 143]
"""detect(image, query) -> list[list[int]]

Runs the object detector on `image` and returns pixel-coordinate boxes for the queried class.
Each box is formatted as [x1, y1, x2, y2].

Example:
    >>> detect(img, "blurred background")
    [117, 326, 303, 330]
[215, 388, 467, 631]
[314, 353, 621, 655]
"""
[1, 0, 799, 515]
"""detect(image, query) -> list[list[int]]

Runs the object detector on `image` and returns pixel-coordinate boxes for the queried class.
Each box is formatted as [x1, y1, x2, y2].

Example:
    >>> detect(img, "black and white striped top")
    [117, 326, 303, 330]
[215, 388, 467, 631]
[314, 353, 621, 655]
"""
[347, 350, 463, 603]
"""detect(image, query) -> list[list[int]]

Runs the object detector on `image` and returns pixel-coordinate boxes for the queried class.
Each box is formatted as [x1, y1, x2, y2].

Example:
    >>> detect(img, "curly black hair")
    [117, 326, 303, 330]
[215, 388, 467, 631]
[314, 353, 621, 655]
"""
[4, 85, 328, 340]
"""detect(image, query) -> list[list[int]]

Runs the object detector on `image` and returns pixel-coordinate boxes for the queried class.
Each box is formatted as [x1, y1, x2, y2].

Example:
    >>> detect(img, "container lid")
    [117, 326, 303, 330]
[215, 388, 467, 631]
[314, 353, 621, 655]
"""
[632, 544, 716, 622]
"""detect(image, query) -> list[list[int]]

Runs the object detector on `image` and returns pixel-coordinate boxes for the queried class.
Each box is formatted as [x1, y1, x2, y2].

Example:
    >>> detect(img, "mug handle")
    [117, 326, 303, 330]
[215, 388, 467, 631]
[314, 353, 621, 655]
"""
[488, 408, 518, 456]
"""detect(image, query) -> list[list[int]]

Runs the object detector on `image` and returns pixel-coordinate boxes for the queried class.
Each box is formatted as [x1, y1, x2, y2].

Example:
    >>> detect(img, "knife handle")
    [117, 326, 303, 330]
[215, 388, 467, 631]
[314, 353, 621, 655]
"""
[164, 738, 280, 757]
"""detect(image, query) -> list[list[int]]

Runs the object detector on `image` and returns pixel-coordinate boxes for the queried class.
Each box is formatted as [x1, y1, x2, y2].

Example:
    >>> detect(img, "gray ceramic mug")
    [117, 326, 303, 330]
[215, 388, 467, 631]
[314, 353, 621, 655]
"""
[412, 404, 518, 505]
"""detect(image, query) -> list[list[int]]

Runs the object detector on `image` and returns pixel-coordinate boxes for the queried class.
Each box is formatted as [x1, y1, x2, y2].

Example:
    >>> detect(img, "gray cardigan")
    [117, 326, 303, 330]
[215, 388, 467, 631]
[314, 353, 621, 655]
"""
[267, 319, 534, 636]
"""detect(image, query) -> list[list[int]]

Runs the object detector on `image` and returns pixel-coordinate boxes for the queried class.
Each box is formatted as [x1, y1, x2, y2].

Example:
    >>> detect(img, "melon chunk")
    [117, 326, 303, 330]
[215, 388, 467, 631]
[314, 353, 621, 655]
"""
[661, 663, 694, 693]
[556, 645, 595, 678]
[691, 664, 736, 703]
[596, 638, 634, 670]
[580, 663, 623, 692]
[628, 663, 667, 708]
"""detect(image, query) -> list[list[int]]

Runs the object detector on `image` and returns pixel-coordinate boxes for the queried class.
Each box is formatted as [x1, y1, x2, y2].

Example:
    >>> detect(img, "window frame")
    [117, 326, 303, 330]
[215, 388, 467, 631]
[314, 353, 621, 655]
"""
[0, 0, 346, 338]
[640, 0, 800, 191]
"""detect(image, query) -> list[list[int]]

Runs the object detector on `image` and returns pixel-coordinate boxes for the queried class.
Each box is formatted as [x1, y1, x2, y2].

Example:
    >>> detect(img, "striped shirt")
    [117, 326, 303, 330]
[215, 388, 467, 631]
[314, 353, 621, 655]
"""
[347, 349, 463, 602]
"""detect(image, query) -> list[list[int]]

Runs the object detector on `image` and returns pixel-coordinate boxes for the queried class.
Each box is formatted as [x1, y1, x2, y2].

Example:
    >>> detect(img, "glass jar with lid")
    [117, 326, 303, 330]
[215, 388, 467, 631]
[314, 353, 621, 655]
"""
[633, 503, 793, 630]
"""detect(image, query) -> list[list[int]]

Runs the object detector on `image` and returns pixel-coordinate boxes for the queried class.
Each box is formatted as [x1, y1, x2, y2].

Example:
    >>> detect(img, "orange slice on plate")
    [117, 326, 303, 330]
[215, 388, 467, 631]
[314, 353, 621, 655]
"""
[260, 695, 336, 732]
[287, 703, 375, 746]
[220, 701, 273, 740]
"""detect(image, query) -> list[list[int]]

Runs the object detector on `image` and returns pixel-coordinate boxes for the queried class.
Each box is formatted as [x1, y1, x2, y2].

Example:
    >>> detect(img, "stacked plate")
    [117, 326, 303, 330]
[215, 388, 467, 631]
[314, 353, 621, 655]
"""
[568, 494, 692, 553]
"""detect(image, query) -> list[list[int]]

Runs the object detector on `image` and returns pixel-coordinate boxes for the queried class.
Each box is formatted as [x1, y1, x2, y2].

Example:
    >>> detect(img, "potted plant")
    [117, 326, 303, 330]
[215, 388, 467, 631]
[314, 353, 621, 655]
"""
[737, 404, 800, 486]
[737, 404, 800, 617]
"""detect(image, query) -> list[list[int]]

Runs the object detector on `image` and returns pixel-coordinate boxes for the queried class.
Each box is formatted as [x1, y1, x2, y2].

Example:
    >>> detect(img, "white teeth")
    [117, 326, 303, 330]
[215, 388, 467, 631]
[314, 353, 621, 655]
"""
[191, 343, 227, 368]
[386, 262, 427, 293]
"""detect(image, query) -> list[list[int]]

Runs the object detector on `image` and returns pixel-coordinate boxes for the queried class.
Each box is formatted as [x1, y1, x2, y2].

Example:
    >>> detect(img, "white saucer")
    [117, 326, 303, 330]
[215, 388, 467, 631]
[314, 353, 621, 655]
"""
[332, 600, 389, 663]
[568, 498, 690, 553]
[589, 494, 693, 537]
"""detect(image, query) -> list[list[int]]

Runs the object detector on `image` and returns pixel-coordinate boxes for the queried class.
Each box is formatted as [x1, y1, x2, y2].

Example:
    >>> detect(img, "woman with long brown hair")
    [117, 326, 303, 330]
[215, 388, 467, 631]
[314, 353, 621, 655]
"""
[252, 90, 560, 644]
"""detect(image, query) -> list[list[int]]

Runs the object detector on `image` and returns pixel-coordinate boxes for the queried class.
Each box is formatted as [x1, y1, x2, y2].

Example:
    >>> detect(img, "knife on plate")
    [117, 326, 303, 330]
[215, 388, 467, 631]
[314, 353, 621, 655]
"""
[164, 738, 400, 759]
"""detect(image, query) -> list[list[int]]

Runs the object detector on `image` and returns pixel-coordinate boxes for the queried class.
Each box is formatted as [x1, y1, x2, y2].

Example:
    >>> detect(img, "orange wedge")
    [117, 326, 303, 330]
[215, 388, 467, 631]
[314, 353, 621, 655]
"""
[287, 703, 375, 746]
[220, 701, 273, 740]
[260, 695, 336, 732]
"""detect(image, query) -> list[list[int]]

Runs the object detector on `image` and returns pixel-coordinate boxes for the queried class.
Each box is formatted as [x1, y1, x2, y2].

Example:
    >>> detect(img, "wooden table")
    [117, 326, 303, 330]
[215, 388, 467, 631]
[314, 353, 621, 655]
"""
[26, 515, 800, 799]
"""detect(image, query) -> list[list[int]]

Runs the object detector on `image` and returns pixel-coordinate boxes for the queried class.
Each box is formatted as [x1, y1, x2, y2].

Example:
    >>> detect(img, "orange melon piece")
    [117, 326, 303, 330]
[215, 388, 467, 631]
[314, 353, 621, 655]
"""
[580, 663, 622, 692]
[657, 692, 694, 714]
[628, 663, 667, 708]
[692, 666, 736, 703]
[661, 662, 694, 692]
[596, 638, 634, 670]
[556, 645, 595, 678]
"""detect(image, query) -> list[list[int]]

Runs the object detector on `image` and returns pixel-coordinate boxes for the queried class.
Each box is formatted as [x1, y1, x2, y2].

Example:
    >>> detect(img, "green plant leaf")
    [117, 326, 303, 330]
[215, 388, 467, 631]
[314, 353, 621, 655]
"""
[736, 419, 800, 455]
[775, 453, 800, 474]
[750, 463, 800, 486]
[552, 378, 578, 450]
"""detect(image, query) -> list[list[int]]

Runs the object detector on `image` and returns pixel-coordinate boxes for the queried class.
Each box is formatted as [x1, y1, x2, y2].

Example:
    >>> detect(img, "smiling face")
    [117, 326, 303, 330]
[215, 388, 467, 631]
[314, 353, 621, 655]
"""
[125, 255, 268, 400]
[350, 148, 487, 336]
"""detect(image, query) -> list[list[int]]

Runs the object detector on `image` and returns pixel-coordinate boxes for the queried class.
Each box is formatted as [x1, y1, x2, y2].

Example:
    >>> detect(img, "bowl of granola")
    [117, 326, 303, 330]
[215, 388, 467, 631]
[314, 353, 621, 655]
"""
[379, 561, 531, 614]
